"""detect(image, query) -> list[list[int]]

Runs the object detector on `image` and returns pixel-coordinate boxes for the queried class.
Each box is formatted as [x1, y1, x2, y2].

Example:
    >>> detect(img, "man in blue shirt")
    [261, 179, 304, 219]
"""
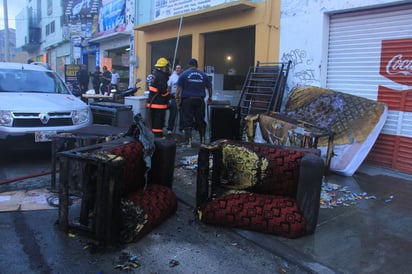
[176, 58, 213, 147]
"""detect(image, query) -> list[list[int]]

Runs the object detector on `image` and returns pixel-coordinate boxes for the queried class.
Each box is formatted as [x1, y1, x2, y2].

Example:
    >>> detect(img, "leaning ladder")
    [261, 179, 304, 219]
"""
[237, 60, 292, 132]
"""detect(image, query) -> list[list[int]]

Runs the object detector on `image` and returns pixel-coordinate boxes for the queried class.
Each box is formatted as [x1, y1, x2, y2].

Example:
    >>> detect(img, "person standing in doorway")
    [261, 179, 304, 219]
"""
[76, 64, 89, 94]
[111, 68, 120, 91]
[146, 57, 171, 137]
[91, 66, 102, 94]
[176, 58, 213, 147]
[166, 64, 183, 134]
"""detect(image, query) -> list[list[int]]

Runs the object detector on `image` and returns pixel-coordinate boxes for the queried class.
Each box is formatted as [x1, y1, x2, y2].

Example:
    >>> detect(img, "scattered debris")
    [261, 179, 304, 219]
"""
[113, 251, 141, 272]
[180, 155, 198, 169]
[179, 154, 214, 170]
[320, 182, 377, 208]
[169, 259, 180, 267]
[385, 195, 394, 203]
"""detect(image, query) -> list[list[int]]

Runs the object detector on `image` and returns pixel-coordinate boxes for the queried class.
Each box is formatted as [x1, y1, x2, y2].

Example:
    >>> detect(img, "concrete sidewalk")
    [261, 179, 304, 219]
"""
[1, 133, 412, 273]
[173, 137, 412, 274]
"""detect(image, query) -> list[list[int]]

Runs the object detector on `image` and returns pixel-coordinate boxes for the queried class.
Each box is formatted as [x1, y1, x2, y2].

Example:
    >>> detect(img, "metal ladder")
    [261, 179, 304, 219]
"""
[237, 60, 292, 132]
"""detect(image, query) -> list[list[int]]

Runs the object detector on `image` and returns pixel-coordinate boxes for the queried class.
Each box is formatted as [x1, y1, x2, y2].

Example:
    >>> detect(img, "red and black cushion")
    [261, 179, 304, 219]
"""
[250, 149, 308, 196]
[200, 193, 306, 239]
[108, 141, 147, 193]
[122, 184, 177, 243]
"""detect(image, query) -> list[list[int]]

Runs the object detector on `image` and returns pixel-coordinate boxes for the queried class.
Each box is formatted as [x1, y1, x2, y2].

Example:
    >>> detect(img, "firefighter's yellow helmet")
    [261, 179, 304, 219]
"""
[154, 57, 169, 67]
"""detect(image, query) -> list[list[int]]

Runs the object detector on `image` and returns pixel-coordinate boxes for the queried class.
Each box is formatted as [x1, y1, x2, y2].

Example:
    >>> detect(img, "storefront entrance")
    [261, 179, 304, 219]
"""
[149, 26, 255, 104]
[107, 46, 131, 91]
[204, 26, 255, 91]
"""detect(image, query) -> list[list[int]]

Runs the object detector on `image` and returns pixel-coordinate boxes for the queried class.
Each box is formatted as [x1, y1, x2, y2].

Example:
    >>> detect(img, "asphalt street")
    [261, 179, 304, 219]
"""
[0, 138, 308, 274]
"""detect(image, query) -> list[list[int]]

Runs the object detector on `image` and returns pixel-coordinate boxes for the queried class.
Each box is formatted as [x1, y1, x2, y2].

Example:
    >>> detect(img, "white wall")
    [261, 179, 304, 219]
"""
[279, 0, 408, 93]
[15, 8, 27, 49]
[41, 1, 64, 51]
[99, 36, 131, 57]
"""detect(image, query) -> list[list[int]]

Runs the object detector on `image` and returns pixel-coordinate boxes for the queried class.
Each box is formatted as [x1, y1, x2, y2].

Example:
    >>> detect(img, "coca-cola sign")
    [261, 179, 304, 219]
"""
[380, 38, 412, 86]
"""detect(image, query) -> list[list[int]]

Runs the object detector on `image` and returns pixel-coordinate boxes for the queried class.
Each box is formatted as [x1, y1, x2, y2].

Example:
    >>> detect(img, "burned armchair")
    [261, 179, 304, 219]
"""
[58, 134, 177, 245]
[196, 139, 324, 238]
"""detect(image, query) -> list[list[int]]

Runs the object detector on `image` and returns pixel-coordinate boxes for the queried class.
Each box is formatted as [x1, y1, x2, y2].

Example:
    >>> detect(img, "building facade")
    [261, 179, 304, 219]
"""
[12, 0, 411, 174]
[133, 0, 280, 105]
[279, 0, 412, 174]
[15, 0, 137, 89]
[0, 29, 28, 62]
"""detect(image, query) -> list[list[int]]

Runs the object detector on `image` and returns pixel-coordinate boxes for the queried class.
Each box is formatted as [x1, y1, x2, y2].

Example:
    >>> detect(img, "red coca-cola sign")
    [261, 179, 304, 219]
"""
[380, 38, 412, 86]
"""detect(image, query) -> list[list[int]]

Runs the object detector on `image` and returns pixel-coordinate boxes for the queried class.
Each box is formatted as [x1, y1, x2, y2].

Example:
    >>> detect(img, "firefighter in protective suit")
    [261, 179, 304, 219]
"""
[146, 57, 171, 137]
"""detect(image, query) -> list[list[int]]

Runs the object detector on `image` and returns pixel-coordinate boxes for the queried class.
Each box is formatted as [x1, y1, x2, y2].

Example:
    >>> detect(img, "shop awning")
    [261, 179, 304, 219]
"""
[135, 1, 256, 32]
[88, 30, 132, 43]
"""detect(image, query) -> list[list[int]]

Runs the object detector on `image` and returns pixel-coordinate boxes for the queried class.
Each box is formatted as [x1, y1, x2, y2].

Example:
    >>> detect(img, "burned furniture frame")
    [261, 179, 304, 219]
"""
[57, 136, 177, 246]
[244, 112, 335, 171]
[57, 139, 127, 245]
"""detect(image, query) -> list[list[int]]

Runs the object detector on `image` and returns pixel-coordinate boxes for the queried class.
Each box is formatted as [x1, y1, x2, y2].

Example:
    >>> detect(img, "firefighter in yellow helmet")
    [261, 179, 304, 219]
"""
[146, 57, 171, 137]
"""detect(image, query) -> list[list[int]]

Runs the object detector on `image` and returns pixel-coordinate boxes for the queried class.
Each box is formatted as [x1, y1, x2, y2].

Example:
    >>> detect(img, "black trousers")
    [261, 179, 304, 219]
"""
[149, 108, 166, 137]
[181, 97, 206, 137]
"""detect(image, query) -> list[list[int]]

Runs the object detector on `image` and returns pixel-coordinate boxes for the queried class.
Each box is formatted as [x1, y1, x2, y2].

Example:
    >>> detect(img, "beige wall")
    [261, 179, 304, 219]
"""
[133, 0, 280, 94]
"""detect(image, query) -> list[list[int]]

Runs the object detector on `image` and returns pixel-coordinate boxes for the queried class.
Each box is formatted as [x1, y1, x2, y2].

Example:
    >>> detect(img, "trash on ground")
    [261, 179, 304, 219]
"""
[169, 259, 180, 267]
[180, 155, 198, 169]
[180, 154, 213, 170]
[320, 181, 377, 208]
[385, 195, 394, 203]
[113, 251, 141, 272]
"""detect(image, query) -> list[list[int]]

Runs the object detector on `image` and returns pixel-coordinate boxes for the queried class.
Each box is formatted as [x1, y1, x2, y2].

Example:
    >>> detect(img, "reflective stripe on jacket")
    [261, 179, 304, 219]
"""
[146, 103, 168, 109]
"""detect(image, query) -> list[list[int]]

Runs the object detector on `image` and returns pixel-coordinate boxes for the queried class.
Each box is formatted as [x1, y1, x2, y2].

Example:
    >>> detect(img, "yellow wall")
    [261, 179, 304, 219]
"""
[133, 0, 280, 93]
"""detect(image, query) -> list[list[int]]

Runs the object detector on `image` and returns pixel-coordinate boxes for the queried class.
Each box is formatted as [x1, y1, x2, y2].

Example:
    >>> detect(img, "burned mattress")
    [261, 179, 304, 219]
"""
[283, 86, 388, 176]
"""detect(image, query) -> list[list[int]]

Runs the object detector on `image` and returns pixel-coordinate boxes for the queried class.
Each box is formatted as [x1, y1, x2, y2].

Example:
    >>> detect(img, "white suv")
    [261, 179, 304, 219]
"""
[0, 62, 92, 142]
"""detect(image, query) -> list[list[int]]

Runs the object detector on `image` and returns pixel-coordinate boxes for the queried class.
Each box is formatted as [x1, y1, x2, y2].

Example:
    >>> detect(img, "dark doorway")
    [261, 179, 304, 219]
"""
[204, 26, 255, 90]
[107, 47, 130, 90]
[151, 36, 192, 70]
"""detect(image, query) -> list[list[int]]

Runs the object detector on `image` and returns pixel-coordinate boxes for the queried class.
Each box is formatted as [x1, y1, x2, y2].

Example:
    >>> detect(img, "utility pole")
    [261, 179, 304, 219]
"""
[3, 0, 10, 61]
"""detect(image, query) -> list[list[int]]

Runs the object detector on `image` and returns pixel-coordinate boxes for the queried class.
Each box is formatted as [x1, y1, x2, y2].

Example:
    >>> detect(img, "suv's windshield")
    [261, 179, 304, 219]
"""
[0, 69, 70, 94]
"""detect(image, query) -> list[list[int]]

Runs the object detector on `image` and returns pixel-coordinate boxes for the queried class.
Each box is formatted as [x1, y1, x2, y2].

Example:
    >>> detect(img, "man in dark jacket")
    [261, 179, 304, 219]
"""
[76, 64, 89, 94]
[92, 66, 102, 94]
[101, 66, 112, 95]
[176, 58, 213, 147]
[146, 57, 171, 137]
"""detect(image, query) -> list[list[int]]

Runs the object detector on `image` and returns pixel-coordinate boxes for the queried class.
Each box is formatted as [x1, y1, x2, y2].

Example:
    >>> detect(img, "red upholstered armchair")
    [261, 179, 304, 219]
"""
[58, 137, 177, 245]
[196, 139, 324, 238]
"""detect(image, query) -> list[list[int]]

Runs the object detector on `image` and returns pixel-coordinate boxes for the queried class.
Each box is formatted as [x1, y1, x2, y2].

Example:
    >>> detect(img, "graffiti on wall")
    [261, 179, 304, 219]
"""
[281, 49, 319, 87]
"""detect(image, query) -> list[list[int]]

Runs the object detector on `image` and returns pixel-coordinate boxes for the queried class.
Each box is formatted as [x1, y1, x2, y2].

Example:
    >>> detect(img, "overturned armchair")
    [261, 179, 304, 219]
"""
[57, 114, 178, 246]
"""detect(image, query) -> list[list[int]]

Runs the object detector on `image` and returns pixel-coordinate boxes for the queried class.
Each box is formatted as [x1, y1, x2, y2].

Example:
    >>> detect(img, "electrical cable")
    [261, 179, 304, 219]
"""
[0, 169, 58, 185]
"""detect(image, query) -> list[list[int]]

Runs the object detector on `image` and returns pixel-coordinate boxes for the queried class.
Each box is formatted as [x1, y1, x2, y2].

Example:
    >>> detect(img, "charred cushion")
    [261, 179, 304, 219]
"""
[221, 141, 315, 196]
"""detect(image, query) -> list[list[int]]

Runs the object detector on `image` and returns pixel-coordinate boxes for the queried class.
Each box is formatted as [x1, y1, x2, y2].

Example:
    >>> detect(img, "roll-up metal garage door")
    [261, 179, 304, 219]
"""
[327, 3, 412, 174]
